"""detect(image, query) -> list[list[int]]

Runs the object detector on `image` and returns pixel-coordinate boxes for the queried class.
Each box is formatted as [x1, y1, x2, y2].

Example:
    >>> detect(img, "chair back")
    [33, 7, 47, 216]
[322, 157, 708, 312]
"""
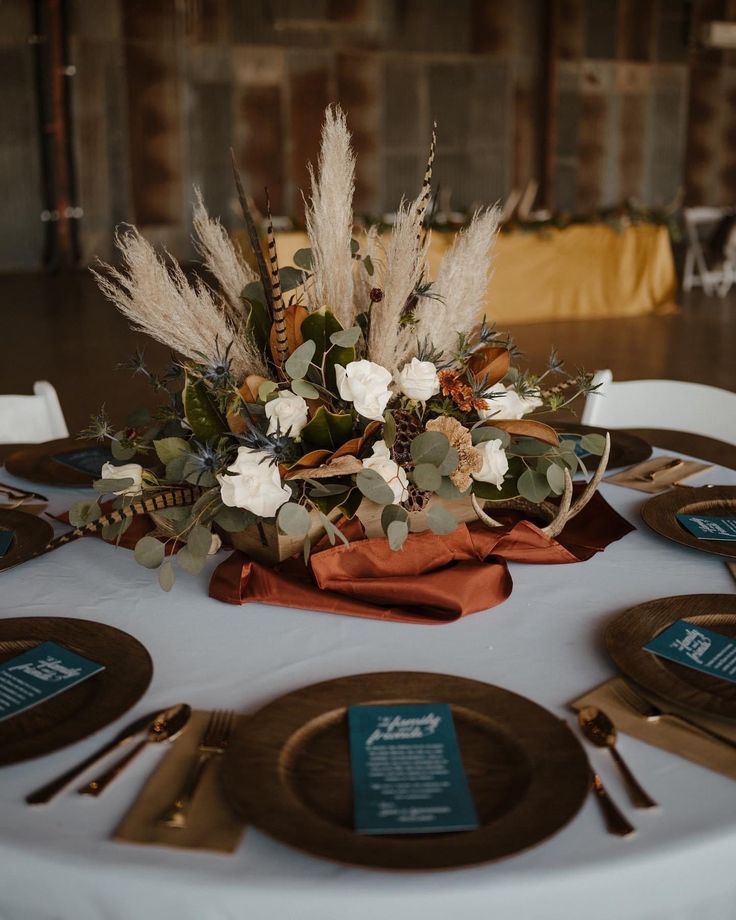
[0, 381, 69, 444]
[581, 370, 736, 446]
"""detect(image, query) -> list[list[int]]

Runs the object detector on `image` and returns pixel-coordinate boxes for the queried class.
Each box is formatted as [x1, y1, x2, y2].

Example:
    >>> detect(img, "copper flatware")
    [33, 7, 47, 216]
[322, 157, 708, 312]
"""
[588, 768, 636, 836]
[77, 703, 191, 797]
[579, 706, 657, 808]
[158, 709, 234, 828]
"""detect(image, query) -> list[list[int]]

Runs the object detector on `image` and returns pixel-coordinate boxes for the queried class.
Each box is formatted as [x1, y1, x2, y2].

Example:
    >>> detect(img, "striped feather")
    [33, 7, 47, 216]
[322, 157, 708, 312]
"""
[265, 191, 289, 365]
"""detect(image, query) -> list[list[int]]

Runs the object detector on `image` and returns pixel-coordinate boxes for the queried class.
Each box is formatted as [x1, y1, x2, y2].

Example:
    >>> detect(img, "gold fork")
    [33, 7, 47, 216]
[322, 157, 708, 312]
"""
[616, 681, 736, 751]
[158, 710, 234, 828]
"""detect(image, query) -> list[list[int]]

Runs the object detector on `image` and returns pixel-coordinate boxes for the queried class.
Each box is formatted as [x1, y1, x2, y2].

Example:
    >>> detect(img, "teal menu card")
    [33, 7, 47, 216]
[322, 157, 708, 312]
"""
[0, 641, 105, 722]
[645, 619, 736, 684]
[677, 513, 736, 541]
[348, 703, 479, 835]
[0, 530, 14, 557]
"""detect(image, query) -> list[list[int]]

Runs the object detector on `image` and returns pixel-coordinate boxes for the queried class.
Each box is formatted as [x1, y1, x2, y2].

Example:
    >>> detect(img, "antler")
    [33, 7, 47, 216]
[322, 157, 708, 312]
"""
[567, 432, 610, 520]
[541, 468, 574, 538]
[471, 494, 503, 529]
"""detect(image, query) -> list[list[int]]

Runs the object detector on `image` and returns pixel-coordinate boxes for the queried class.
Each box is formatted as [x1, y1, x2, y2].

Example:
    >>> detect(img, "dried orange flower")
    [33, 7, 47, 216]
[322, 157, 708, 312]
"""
[425, 416, 482, 492]
[437, 369, 474, 412]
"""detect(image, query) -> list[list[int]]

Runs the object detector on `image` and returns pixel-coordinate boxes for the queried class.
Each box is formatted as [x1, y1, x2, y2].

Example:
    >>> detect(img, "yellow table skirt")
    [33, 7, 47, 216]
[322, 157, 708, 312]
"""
[274, 223, 677, 325]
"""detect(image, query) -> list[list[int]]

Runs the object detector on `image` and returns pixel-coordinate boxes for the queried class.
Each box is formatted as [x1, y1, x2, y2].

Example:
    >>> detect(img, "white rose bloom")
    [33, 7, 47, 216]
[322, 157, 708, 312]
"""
[335, 359, 393, 421]
[100, 462, 143, 497]
[217, 447, 291, 518]
[362, 441, 409, 505]
[397, 358, 440, 401]
[265, 390, 309, 438]
[477, 382, 543, 420]
[472, 439, 509, 490]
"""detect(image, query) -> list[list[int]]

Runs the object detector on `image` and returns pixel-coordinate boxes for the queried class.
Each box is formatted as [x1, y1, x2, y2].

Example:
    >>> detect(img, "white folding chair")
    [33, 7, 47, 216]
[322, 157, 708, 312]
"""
[683, 206, 736, 297]
[0, 381, 69, 444]
[582, 369, 736, 446]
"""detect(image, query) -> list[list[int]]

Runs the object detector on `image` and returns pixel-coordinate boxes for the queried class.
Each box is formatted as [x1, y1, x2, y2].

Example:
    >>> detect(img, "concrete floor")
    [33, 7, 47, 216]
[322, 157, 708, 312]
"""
[0, 270, 734, 436]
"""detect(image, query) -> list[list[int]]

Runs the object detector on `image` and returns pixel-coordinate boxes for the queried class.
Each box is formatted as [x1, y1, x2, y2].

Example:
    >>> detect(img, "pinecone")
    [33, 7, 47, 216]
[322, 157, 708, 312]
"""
[391, 410, 432, 512]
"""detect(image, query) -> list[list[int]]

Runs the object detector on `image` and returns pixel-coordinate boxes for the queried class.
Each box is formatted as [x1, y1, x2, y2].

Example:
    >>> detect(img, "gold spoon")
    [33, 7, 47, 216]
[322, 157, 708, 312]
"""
[578, 706, 658, 809]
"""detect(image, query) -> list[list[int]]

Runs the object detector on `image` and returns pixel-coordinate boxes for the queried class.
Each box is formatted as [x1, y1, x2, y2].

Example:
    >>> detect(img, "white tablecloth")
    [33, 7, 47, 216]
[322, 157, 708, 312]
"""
[1, 451, 736, 920]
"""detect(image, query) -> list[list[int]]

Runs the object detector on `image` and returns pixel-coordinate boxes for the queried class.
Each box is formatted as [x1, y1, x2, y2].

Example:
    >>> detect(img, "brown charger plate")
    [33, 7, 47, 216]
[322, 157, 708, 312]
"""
[551, 422, 652, 470]
[607, 594, 736, 720]
[641, 485, 736, 560]
[0, 617, 153, 765]
[220, 672, 589, 870]
[4, 438, 110, 487]
[0, 509, 53, 572]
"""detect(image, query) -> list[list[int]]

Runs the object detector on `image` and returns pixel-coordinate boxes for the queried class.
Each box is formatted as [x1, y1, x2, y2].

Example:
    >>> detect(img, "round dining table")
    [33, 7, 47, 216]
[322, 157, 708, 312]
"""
[1, 446, 736, 920]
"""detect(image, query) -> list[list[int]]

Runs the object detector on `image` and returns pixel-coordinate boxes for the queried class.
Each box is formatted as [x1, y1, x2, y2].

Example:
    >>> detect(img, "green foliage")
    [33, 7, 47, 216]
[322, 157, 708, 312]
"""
[278, 266, 304, 292]
[242, 286, 270, 354]
[258, 381, 278, 401]
[134, 535, 165, 569]
[300, 308, 356, 391]
[293, 248, 314, 270]
[154, 437, 189, 466]
[381, 504, 408, 530]
[284, 339, 316, 381]
[581, 433, 607, 456]
[426, 504, 458, 535]
[159, 562, 175, 592]
[186, 524, 213, 557]
[518, 469, 551, 503]
[215, 506, 256, 532]
[93, 476, 134, 494]
[437, 447, 459, 476]
[177, 544, 207, 575]
[356, 469, 395, 505]
[410, 431, 449, 467]
[329, 326, 361, 348]
[291, 379, 319, 399]
[387, 519, 409, 550]
[319, 512, 348, 546]
[546, 463, 566, 495]
[183, 374, 225, 440]
[300, 406, 354, 451]
[68, 500, 101, 527]
[471, 426, 511, 448]
[277, 502, 311, 537]
[111, 435, 136, 461]
[412, 463, 442, 491]
[383, 411, 396, 448]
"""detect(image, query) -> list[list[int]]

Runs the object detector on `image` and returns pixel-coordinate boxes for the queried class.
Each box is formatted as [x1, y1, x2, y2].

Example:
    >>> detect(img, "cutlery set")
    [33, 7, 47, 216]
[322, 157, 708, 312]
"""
[26, 705, 234, 829]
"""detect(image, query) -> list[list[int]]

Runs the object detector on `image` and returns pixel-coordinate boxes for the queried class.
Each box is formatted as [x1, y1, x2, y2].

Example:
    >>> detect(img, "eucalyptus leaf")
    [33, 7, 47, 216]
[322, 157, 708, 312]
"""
[412, 463, 442, 492]
[154, 436, 189, 465]
[546, 462, 566, 495]
[134, 535, 165, 569]
[381, 504, 408, 531]
[154, 505, 191, 524]
[410, 431, 449, 467]
[291, 378, 319, 399]
[319, 513, 349, 546]
[329, 326, 361, 348]
[68, 500, 101, 527]
[303, 534, 312, 565]
[437, 447, 459, 476]
[383, 411, 396, 448]
[242, 280, 266, 305]
[293, 248, 314, 270]
[277, 502, 311, 537]
[165, 456, 187, 482]
[299, 308, 355, 391]
[258, 381, 278, 401]
[111, 437, 136, 462]
[426, 504, 459, 535]
[177, 544, 206, 576]
[338, 486, 362, 519]
[435, 477, 463, 499]
[215, 506, 256, 532]
[356, 469, 395, 505]
[102, 518, 132, 541]
[93, 477, 134, 494]
[387, 519, 409, 551]
[158, 561, 175, 592]
[187, 523, 213, 557]
[510, 437, 550, 457]
[279, 266, 305, 292]
[580, 433, 607, 456]
[284, 339, 316, 381]
[308, 481, 348, 497]
[518, 469, 551, 503]
[471, 426, 511, 448]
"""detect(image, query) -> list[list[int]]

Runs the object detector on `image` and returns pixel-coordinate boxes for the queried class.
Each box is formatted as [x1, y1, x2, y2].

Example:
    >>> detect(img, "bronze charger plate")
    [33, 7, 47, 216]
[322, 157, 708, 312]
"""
[0, 616, 153, 765]
[551, 422, 652, 470]
[220, 672, 589, 870]
[641, 485, 736, 560]
[4, 438, 111, 487]
[607, 594, 736, 720]
[0, 509, 53, 572]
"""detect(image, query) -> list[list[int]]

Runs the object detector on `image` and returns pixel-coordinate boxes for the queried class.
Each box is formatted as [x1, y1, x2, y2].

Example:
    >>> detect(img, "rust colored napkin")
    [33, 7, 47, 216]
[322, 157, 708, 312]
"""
[209, 491, 634, 625]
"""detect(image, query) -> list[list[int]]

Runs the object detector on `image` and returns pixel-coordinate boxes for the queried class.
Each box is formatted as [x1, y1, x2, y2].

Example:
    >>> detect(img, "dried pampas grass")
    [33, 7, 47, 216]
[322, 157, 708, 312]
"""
[305, 106, 356, 328]
[191, 187, 257, 322]
[414, 206, 501, 359]
[92, 226, 267, 381]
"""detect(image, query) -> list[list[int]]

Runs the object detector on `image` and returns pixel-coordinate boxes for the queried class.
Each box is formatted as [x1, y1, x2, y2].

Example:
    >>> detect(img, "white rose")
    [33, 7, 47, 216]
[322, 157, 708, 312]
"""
[265, 390, 309, 438]
[472, 439, 509, 489]
[335, 360, 393, 421]
[477, 382, 542, 420]
[362, 442, 409, 505]
[100, 462, 143, 497]
[217, 447, 291, 518]
[397, 358, 440, 401]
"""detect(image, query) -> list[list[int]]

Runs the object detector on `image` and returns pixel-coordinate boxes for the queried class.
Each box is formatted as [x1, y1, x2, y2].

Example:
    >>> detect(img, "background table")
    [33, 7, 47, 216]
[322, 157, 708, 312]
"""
[272, 223, 677, 325]
[1, 449, 735, 920]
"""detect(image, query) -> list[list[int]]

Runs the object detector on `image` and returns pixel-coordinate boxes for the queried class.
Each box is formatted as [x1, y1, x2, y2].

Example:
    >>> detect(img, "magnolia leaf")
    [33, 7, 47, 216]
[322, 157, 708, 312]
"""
[300, 308, 355, 390]
[546, 462, 566, 495]
[329, 326, 361, 348]
[134, 535, 165, 569]
[300, 406, 354, 451]
[68, 500, 101, 527]
[187, 523, 213, 557]
[177, 544, 206, 576]
[277, 502, 311, 537]
[518, 469, 551, 503]
[472, 425, 511, 448]
[183, 373, 225, 440]
[291, 378, 319, 399]
[387, 519, 409, 551]
[242, 280, 266, 305]
[159, 561, 175, 592]
[491, 418, 560, 448]
[383, 411, 396, 448]
[279, 266, 304, 292]
[111, 437, 136, 461]
[437, 447, 459, 476]
[356, 469, 395, 505]
[244, 296, 270, 354]
[412, 463, 442, 492]
[154, 436, 189, 465]
[293, 247, 314, 270]
[581, 433, 607, 456]
[258, 380, 279, 401]
[410, 431, 449, 467]
[93, 476, 134, 494]
[381, 504, 408, 530]
[308, 481, 349, 496]
[215, 506, 256, 532]
[284, 339, 316, 381]
[426, 504, 459, 535]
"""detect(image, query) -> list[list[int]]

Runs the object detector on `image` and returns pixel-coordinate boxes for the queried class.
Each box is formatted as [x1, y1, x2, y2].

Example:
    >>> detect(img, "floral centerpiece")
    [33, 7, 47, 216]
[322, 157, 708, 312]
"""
[76, 107, 607, 591]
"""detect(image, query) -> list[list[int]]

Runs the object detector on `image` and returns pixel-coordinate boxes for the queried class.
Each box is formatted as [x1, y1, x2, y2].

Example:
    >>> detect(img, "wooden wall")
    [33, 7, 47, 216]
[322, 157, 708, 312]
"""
[1, 0, 736, 270]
